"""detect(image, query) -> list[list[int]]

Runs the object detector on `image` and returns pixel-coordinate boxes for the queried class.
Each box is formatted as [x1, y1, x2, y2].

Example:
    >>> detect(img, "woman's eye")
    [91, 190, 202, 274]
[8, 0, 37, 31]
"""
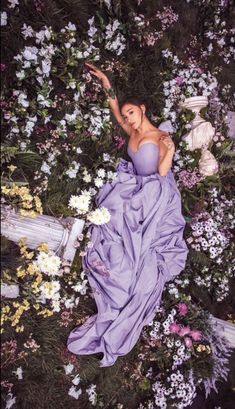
[130, 111, 133, 115]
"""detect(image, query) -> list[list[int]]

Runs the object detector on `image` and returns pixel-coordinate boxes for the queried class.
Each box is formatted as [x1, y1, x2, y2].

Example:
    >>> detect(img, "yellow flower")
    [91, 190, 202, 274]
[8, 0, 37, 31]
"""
[1, 186, 10, 194]
[33, 303, 40, 310]
[37, 242, 49, 253]
[7, 165, 17, 173]
[2, 305, 10, 314]
[37, 308, 54, 317]
[16, 267, 27, 278]
[27, 263, 38, 275]
[19, 238, 27, 247]
[196, 344, 207, 353]
[16, 325, 24, 333]
[19, 209, 37, 218]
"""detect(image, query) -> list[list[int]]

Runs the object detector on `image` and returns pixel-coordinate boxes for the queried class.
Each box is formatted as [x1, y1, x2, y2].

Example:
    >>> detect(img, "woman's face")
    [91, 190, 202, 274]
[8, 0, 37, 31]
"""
[121, 103, 145, 130]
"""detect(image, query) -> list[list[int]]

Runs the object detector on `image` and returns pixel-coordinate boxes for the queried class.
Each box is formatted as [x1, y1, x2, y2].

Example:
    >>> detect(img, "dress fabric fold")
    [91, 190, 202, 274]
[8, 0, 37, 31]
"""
[67, 143, 188, 367]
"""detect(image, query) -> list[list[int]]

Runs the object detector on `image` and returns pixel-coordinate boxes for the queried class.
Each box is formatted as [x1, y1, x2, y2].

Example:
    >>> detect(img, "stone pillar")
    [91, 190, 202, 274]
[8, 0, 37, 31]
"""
[1, 206, 84, 262]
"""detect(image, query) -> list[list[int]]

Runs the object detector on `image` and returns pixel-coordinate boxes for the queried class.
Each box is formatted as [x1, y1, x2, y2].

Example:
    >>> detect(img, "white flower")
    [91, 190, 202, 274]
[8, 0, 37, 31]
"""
[12, 366, 23, 380]
[72, 374, 81, 386]
[5, 393, 16, 409]
[65, 112, 77, 123]
[66, 168, 78, 178]
[68, 191, 91, 214]
[65, 162, 80, 179]
[41, 161, 51, 175]
[1, 11, 8, 26]
[36, 251, 61, 276]
[37, 94, 51, 107]
[94, 177, 104, 188]
[35, 27, 51, 44]
[68, 385, 82, 400]
[51, 300, 61, 312]
[86, 384, 97, 406]
[16, 70, 26, 80]
[17, 92, 29, 108]
[67, 80, 76, 89]
[97, 168, 106, 178]
[107, 171, 117, 180]
[83, 173, 92, 183]
[103, 153, 110, 162]
[21, 23, 34, 38]
[76, 147, 82, 154]
[23, 46, 38, 62]
[72, 280, 88, 295]
[63, 363, 74, 375]
[39, 281, 60, 300]
[20, 142, 27, 151]
[65, 22, 76, 31]
[8, 0, 19, 8]
[64, 298, 75, 309]
[87, 207, 111, 225]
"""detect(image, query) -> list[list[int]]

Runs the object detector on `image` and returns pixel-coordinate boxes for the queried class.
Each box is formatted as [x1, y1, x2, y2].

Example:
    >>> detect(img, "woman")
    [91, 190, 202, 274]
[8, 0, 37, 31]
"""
[67, 63, 188, 367]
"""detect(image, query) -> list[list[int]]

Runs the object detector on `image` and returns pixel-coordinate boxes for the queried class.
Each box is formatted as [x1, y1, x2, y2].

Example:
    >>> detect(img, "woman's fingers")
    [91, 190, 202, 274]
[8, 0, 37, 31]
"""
[85, 62, 104, 79]
[160, 135, 175, 150]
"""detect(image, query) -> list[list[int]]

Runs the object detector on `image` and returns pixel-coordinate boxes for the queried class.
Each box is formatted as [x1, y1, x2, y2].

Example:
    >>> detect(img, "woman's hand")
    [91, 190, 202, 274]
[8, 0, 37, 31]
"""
[159, 134, 175, 152]
[85, 62, 110, 88]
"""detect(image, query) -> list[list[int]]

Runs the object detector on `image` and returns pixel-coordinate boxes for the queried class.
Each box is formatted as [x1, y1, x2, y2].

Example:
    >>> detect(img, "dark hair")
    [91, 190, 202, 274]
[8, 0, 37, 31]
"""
[119, 95, 148, 111]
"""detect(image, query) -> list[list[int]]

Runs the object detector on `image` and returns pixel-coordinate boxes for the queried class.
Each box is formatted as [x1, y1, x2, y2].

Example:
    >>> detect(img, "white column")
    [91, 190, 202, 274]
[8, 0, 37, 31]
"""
[1, 206, 84, 262]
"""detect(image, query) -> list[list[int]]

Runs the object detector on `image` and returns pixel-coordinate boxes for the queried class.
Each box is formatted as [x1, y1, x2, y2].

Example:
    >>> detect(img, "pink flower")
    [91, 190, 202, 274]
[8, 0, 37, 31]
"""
[184, 336, 193, 348]
[177, 302, 188, 316]
[1, 63, 7, 71]
[178, 326, 191, 337]
[169, 322, 181, 334]
[175, 76, 184, 86]
[190, 330, 202, 341]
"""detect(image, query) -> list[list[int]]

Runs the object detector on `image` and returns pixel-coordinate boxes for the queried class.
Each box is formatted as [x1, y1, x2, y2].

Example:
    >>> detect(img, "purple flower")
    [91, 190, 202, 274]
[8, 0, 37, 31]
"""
[177, 169, 202, 189]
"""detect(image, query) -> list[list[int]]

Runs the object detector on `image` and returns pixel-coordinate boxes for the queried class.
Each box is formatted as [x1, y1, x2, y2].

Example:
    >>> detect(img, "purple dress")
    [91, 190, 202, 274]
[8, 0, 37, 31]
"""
[67, 142, 188, 367]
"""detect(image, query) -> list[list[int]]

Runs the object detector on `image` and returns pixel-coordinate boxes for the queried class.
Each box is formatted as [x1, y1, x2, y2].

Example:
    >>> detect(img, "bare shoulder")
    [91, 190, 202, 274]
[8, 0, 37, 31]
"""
[139, 128, 168, 145]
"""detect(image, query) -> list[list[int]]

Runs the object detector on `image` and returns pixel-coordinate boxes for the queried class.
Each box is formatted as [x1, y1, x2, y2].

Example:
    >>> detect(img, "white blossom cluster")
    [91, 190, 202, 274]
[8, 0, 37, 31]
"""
[187, 212, 230, 261]
[35, 251, 61, 276]
[161, 52, 218, 123]
[86, 384, 98, 406]
[64, 364, 82, 400]
[203, 9, 235, 65]
[105, 19, 126, 55]
[64, 364, 98, 404]
[69, 191, 92, 215]
[84, 106, 111, 137]
[65, 161, 81, 179]
[87, 207, 111, 225]
[194, 266, 233, 302]
[187, 188, 234, 263]
[145, 309, 192, 370]
[152, 370, 197, 408]
[38, 280, 61, 312]
[173, 143, 195, 173]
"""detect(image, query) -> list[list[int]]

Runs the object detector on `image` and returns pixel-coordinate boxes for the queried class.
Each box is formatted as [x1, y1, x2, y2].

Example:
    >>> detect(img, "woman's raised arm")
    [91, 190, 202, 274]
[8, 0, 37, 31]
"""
[85, 62, 133, 136]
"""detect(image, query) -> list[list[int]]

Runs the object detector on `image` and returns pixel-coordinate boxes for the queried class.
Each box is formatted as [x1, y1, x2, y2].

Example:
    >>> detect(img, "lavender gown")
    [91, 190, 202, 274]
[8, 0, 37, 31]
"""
[67, 142, 188, 367]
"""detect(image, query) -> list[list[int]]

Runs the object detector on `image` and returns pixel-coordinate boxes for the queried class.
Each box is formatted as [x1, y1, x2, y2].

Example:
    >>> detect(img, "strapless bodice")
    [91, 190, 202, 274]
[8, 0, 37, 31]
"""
[127, 142, 160, 176]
